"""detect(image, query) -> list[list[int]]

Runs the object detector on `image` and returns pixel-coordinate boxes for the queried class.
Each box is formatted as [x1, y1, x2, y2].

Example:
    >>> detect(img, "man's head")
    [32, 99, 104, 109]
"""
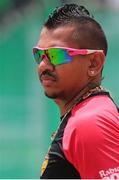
[33, 3, 108, 102]
[44, 4, 107, 56]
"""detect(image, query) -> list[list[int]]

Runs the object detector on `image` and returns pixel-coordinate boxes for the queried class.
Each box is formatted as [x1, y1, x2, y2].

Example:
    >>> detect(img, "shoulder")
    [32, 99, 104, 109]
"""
[63, 95, 119, 143]
[65, 95, 119, 131]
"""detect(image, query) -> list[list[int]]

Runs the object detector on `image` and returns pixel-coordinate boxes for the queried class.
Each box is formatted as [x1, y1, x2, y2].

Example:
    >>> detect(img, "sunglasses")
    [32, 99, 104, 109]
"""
[32, 46, 104, 66]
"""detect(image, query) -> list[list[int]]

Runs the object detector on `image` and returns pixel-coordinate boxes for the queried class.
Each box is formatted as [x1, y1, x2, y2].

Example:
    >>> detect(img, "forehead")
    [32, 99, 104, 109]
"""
[37, 26, 80, 49]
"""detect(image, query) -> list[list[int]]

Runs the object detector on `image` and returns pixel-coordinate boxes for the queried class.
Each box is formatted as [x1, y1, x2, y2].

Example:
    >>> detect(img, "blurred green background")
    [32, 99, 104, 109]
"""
[0, 0, 119, 178]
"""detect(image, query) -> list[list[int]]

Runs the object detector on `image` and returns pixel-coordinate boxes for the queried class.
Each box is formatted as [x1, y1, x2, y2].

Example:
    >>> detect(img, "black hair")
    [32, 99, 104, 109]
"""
[44, 4, 108, 56]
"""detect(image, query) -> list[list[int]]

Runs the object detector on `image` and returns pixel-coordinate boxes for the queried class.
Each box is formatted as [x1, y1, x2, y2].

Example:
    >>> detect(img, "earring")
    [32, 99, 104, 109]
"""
[91, 71, 94, 75]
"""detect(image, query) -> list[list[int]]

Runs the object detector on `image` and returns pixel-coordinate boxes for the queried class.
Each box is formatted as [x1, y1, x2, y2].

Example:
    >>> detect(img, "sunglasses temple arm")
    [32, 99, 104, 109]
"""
[68, 49, 90, 56]
[68, 49, 104, 56]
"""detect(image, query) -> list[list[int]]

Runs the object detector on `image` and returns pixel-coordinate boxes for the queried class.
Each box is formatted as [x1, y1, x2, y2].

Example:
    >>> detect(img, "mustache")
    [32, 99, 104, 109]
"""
[40, 70, 57, 81]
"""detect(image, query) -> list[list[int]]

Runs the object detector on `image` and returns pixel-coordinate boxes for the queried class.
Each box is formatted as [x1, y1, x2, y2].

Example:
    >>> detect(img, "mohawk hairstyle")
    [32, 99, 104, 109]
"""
[44, 4, 94, 28]
[44, 4, 108, 56]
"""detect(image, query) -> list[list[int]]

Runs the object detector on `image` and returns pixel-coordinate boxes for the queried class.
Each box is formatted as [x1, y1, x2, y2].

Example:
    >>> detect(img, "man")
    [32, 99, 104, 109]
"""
[32, 3, 119, 179]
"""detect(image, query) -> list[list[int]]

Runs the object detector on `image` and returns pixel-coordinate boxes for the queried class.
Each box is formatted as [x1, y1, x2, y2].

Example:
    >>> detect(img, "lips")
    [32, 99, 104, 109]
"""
[40, 74, 56, 86]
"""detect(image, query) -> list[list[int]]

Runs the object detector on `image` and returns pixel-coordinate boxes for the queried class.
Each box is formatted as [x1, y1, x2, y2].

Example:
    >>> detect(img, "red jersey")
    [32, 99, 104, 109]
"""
[63, 95, 119, 179]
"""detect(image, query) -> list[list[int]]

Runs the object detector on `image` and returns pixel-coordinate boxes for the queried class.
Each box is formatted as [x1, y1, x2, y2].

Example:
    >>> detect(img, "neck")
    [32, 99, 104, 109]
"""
[54, 83, 101, 116]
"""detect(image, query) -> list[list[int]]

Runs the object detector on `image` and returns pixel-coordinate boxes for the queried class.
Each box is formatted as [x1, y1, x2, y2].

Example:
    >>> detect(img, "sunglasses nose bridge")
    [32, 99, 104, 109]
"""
[42, 54, 49, 63]
[41, 53, 53, 66]
[39, 53, 55, 73]
[42, 54, 48, 60]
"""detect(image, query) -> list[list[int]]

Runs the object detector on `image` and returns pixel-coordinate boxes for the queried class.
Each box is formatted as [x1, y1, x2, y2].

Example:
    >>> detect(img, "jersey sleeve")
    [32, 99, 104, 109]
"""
[63, 96, 119, 179]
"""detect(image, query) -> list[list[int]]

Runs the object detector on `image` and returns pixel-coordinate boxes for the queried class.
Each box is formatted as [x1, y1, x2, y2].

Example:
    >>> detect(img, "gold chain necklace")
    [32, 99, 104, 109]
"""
[51, 85, 105, 140]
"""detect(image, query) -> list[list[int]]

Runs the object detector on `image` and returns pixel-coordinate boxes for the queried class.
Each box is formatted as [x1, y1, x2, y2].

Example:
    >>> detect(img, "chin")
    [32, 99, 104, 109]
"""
[44, 91, 59, 99]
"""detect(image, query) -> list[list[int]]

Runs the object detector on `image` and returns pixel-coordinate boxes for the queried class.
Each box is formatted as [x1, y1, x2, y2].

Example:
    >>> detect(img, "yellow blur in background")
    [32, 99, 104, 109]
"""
[0, 0, 119, 178]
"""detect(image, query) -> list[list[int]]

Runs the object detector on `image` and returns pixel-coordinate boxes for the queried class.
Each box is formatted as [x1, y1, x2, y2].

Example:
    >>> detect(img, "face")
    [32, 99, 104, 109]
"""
[36, 26, 92, 101]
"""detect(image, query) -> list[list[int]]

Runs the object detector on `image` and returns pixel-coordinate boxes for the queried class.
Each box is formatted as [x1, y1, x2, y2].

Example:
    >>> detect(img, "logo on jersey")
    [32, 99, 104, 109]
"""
[99, 166, 119, 179]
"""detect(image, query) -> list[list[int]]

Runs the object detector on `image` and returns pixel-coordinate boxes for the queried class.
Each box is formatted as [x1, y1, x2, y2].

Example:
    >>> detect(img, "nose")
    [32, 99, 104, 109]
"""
[38, 55, 55, 75]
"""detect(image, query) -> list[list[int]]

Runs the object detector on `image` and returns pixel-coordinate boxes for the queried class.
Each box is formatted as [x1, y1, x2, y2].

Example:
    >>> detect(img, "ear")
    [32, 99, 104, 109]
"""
[87, 52, 105, 77]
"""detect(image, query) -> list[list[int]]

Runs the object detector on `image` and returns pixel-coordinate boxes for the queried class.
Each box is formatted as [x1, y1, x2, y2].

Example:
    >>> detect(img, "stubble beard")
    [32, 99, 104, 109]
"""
[44, 91, 60, 99]
[44, 89, 64, 100]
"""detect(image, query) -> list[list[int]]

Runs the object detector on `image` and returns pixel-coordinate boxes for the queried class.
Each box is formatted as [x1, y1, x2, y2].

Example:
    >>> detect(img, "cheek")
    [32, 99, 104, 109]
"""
[57, 62, 88, 90]
[56, 64, 82, 87]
